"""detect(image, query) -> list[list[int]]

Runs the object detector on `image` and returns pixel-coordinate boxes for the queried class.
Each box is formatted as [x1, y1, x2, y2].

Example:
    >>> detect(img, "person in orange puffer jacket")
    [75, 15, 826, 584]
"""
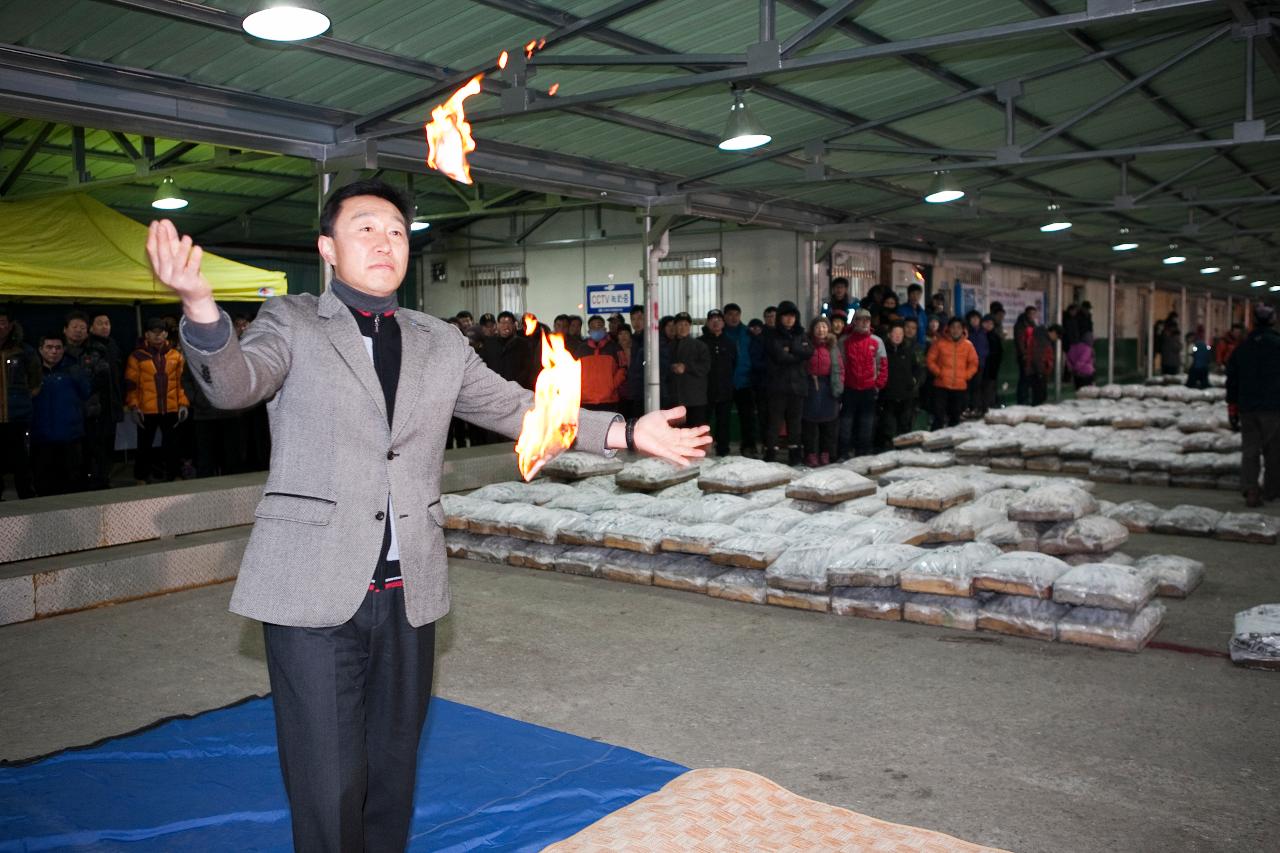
[574, 315, 625, 411]
[125, 317, 189, 483]
[926, 317, 979, 428]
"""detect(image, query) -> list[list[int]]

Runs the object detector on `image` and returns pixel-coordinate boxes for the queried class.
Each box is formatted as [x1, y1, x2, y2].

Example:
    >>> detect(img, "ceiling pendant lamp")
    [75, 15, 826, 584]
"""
[923, 171, 964, 204]
[1111, 227, 1138, 251]
[718, 92, 771, 151]
[1039, 203, 1071, 233]
[242, 4, 331, 41]
[151, 176, 188, 210]
[1162, 243, 1186, 265]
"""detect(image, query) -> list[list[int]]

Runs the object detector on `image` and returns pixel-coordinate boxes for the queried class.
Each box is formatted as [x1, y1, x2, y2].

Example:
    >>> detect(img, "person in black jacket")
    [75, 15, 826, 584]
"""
[763, 301, 814, 465]
[476, 311, 532, 443]
[1226, 303, 1280, 506]
[876, 322, 920, 449]
[701, 309, 737, 456]
[748, 318, 769, 456]
[982, 313, 1004, 411]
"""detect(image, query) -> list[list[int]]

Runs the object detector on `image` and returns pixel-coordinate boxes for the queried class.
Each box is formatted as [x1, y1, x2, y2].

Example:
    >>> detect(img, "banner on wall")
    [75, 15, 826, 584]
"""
[585, 282, 635, 315]
[953, 282, 1046, 336]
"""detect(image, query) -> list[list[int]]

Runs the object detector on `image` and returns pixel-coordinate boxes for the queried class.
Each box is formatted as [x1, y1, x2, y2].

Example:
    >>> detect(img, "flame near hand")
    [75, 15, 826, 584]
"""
[425, 74, 482, 185]
[515, 318, 581, 481]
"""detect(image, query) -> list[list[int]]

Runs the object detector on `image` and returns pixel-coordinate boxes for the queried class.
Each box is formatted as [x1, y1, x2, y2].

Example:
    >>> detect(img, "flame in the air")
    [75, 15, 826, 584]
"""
[498, 50, 508, 69]
[515, 316, 581, 481]
[425, 74, 482, 184]
[522, 312, 538, 336]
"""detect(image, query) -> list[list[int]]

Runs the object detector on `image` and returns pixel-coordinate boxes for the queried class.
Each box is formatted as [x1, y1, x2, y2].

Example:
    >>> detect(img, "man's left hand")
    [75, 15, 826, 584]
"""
[628, 406, 711, 467]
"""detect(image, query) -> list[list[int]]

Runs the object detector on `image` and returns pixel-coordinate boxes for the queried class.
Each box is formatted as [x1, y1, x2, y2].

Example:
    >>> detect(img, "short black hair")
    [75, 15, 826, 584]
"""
[674, 312, 692, 323]
[497, 310, 516, 322]
[764, 305, 778, 314]
[990, 301, 1005, 313]
[479, 313, 495, 324]
[455, 310, 473, 320]
[946, 317, 964, 328]
[831, 277, 849, 289]
[554, 314, 569, 324]
[1047, 323, 1064, 336]
[748, 318, 764, 328]
[907, 283, 923, 294]
[0, 305, 12, 321]
[630, 305, 644, 315]
[319, 179, 413, 237]
[723, 302, 742, 313]
[587, 315, 605, 326]
[40, 330, 65, 345]
[91, 311, 111, 323]
[63, 310, 90, 327]
[568, 315, 583, 325]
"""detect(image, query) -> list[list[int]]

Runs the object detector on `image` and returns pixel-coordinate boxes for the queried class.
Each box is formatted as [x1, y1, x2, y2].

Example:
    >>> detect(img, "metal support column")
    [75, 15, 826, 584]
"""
[319, 172, 332, 291]
[1107, 273, 1116, 385]
[1180, 285, 1188, 339]
[1203, 292, 1212, 343]
[642, 215, 669, 414]
[981, 252, 992, 314]
[1054, 263, 1063, 401]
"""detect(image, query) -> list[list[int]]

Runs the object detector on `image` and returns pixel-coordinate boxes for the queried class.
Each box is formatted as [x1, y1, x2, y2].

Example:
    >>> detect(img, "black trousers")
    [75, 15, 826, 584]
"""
[708, 399, 733, 455]
[733, 387, 758, 452]
[31, 441, 81, 496]
[0, 421, 35, 499]
[682, 404, 708, 428]
[264, 587, 436, 853]
[134, 413, 180, 481]
[876, 398, 914, 449]
[802, 419, 837, 459]
[766, 393, 803, 451]
[932, 388, 966, 429]
[1241, 412, 1280, 500]
[839, 388, 878, 458]
[194, 417, 245, 478]
[82, 415, 117, 489]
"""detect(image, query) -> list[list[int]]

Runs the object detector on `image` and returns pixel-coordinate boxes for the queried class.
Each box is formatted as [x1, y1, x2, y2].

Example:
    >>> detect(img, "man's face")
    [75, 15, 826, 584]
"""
[607, 316, 621, 332]
[904, 320, 918, 339]
[316, 195, 409, 298]
[764, 309, 777, 327]
[909, 289, 922, 305]
[64, 319, 88, 345]
[39, 339, 64, 367]
[587, 318, 605, 336]
[831, 282, 848, 299]
[497, 316, 514, 338]
[675, 319, 691, 338]
[1027, 310, 1039, 324]
[707, 316, 724, 334]
[853, 316, 870, 334]
[982, 318, 995, 332]
[91, 315, 111, 337]
[457, 316, 472, 332]
[889, 326, 904, 345]
[630, 310, 644, 330]
[725, 308, 741, 327]
[553, 319, 567, 334]
[948, 323, 964, 341]
[993, 311, 1005, 325]
[831, 317, 846, 336]
[568, 318, 582, 336]
[145, 328, 167, 347]
[779, 313, 796, 329]
[481, 320, 496, 337]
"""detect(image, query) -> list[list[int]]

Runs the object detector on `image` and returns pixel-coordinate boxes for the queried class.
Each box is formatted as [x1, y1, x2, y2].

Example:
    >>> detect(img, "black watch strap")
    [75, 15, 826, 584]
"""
[625, 417, 638, 452]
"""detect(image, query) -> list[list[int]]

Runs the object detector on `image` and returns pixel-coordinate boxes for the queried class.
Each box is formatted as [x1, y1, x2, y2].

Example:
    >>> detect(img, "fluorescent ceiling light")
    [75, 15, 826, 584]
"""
[151, 176, 188, 210]
[923, 171, 964, 204]
[1111, 241, 1139, 251]
[1231, 274, 1247, 281]
[242, 5, 330, 42]
[718, 93, 771, 151]
[1162, 255, 1186, 264]
[410, 220, 430, 232]
[1200, 266, 1220, 274]
[1040, 202, 1070, 232]
[1252, 280, 1268, 288]
[1270, 285, 1280, 292]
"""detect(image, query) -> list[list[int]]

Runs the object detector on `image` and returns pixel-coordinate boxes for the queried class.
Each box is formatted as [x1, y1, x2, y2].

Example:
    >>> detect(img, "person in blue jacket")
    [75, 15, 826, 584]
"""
[897, 283, 929, 346]
[721, 302, 757, 456]
[29, 332, 91, 495]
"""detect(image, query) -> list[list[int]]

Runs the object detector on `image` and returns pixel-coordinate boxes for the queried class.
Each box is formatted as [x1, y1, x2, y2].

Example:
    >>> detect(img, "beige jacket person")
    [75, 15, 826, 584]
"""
[181, 288, 618, 629]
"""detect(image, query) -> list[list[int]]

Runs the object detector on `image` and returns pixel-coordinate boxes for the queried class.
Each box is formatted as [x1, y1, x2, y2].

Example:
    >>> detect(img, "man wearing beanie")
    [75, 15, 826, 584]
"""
[1226, 304, 1280, 507]
[145, 178, 709, 851]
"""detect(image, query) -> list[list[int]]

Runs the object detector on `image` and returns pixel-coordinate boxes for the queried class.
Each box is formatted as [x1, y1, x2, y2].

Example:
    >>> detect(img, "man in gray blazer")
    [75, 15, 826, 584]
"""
[146, 179, 708, 852]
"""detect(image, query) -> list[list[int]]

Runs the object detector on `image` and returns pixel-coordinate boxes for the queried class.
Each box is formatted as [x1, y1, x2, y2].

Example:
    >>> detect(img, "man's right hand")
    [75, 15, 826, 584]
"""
[146, 220, 219, 323]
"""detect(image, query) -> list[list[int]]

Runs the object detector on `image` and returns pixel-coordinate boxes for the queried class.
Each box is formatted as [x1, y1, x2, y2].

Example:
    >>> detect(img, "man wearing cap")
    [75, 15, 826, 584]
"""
[124, 317, 189, 484]
[670, 312, 710, 427]
[145, 178, 709, 852]
[701, 309, 737, 455]
[1226, 304, 1280, 506]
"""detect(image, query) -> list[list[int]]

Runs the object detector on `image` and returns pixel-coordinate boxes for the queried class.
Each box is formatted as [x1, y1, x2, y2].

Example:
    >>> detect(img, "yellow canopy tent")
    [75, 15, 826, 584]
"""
[0, 194, 286, 302]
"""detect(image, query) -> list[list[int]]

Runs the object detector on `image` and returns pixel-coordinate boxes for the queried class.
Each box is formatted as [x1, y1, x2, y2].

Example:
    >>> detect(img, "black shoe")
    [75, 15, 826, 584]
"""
[763, 448, 777, 463]
[787, 447, 803, 466]
[740, 445, 759, 459]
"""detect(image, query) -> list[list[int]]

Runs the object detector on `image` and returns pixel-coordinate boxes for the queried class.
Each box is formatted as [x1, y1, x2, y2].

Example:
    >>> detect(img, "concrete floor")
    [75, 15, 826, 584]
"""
[2, 480, 1278, 853]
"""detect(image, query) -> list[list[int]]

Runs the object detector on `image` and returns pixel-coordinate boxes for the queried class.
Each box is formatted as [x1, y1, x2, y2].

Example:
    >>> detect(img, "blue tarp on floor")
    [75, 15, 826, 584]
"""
[0, 696, 686, 852]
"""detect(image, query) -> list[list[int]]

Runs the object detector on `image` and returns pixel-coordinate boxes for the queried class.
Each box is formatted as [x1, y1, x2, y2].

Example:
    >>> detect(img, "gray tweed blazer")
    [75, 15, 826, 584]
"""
[180, 289, 618, 628]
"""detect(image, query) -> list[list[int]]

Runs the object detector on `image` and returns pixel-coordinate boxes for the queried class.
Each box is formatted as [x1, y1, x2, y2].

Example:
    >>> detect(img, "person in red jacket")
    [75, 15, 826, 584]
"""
[575, 315, 625, 411]
[927, 317, 980, 428]
[837, 308, 887, 460]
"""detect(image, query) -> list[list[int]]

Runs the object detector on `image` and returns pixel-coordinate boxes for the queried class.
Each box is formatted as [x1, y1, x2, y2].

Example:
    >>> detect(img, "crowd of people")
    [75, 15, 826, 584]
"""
[2, 281, 1269, 501]
[0, 306, 268, 500]
[444, 278, 1110, 467]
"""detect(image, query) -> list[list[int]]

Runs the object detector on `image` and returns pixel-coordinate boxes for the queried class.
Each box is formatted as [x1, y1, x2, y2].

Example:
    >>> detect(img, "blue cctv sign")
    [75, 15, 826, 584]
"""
[586, 282, 634, 315]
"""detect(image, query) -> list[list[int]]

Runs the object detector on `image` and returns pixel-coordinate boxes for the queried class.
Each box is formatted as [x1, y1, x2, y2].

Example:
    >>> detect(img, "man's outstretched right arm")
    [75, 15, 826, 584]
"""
[147, 220, 291, 411]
